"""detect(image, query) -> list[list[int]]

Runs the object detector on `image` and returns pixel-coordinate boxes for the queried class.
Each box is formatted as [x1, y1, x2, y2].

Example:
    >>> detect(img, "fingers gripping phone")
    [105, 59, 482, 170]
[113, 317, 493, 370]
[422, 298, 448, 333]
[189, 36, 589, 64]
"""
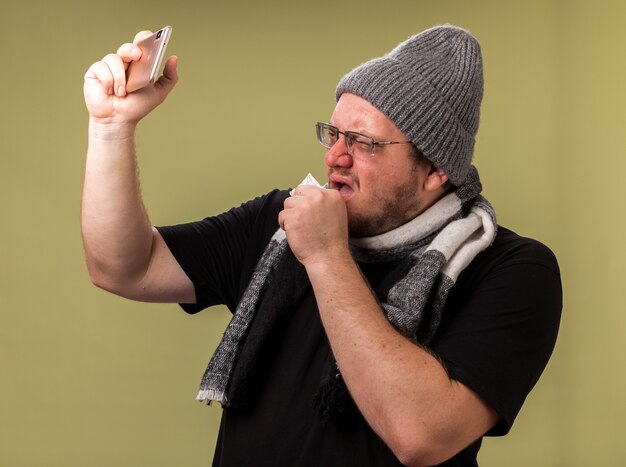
[126, 26, 172, 93]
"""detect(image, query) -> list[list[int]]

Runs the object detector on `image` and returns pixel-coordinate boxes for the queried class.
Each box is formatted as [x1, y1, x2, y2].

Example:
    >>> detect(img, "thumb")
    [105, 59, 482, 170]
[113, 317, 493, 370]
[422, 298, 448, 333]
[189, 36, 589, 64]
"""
[154, 55, 179, 97]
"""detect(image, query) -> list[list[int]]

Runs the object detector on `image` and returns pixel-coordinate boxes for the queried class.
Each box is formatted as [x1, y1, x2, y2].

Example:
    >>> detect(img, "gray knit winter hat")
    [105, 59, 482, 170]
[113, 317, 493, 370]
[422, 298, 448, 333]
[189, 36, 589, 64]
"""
[335, 24, 483, 186]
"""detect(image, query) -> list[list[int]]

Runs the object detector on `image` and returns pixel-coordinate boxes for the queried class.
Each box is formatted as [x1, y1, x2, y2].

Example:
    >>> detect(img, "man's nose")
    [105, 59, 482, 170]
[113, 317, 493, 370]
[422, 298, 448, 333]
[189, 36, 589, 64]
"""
[324, 137, 353, 168]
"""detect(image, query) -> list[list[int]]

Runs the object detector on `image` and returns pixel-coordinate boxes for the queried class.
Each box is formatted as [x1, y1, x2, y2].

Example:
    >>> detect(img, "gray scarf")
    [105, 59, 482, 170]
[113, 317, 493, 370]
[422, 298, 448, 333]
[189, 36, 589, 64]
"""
[195, 167, 496, 419]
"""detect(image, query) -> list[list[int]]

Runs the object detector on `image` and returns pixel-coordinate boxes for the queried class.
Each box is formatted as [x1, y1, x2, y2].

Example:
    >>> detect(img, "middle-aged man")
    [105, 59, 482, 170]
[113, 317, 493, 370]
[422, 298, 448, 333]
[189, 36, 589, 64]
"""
[82, 24, 562, 466]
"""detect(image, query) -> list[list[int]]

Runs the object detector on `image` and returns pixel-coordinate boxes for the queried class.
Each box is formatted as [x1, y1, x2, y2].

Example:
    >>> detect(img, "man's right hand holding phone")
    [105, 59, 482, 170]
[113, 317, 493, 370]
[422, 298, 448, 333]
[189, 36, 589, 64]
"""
[83, 30, 178, 126]
[81, 31, 184, 305]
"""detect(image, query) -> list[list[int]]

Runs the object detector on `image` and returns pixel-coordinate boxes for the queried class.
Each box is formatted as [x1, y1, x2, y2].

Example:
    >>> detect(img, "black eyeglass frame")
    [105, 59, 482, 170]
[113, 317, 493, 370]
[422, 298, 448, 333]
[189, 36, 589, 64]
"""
[315, 122, 413, 157]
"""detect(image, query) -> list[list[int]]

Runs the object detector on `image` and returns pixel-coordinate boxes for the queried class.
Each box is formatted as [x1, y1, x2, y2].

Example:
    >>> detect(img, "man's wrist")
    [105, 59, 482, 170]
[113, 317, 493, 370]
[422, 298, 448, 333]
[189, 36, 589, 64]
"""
[304, 247, 356, 280]
[88, 118, 138, 141]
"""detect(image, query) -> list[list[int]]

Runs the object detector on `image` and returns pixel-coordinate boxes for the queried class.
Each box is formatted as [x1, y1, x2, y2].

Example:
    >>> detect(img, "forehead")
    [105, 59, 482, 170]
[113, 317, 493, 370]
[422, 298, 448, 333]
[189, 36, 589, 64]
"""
[331, 93, 404, 138]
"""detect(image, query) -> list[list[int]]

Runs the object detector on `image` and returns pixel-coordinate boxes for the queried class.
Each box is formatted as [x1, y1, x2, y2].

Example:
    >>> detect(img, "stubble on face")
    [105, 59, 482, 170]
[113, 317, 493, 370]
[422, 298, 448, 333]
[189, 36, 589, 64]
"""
[346, 162, 423, 238]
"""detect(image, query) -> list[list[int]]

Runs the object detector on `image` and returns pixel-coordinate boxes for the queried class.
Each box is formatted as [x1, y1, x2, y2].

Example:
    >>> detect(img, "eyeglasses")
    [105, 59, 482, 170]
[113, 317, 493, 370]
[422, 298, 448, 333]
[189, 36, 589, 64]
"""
[315, 122, 413, 158]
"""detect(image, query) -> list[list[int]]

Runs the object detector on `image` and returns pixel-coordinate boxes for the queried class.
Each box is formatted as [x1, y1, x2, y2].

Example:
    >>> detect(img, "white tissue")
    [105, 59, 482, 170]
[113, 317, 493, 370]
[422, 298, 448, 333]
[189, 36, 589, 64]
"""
[290, 173, 326, 195]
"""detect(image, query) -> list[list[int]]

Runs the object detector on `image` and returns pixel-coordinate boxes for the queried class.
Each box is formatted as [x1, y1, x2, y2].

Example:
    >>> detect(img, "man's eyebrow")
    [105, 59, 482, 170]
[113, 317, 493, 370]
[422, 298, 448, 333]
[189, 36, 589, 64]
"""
[354, 126, 382, 140]
[328, 117, 386, 139]
[329, 120, 373, 135]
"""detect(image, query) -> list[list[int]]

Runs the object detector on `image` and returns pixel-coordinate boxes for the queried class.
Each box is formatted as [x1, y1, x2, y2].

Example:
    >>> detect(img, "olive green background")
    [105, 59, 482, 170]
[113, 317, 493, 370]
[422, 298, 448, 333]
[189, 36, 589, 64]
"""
[2, 0, 625, 465]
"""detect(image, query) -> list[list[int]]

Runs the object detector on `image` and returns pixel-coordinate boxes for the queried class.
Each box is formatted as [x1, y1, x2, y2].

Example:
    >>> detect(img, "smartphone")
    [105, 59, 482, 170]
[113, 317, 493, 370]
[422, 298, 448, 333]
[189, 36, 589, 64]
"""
[126, 26, 172, 93]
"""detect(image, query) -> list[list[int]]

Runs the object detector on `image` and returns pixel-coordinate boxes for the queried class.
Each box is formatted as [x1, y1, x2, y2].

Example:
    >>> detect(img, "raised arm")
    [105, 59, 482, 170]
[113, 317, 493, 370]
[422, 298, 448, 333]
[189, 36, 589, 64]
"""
[81, 31, 194, 303]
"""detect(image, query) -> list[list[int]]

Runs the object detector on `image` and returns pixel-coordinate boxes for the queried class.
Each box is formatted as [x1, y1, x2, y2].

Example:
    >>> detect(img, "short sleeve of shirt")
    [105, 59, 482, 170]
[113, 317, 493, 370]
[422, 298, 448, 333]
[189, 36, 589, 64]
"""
[155, 190, 289, 314]
[431, 228, 563, 436]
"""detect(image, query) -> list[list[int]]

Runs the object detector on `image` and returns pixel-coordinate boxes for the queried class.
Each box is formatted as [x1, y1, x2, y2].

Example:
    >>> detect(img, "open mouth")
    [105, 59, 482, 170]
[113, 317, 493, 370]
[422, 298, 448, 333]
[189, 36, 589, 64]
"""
[330, 178, 355, 201]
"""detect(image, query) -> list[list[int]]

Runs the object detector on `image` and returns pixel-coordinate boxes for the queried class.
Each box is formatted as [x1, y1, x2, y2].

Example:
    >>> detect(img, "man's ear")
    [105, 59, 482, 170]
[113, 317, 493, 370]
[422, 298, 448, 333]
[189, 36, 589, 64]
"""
[423, 164, 449, 192]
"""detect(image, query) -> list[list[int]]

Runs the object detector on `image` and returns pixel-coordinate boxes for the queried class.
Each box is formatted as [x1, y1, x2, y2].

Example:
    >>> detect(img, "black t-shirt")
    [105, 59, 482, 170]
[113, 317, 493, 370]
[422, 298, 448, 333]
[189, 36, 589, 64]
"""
[157, 189, 562, 467]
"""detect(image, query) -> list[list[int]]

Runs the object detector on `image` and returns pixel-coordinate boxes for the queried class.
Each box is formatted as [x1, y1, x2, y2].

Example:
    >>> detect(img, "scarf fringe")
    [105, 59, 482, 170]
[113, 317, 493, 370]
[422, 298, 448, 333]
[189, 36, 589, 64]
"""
[196, 388, 228, 406]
